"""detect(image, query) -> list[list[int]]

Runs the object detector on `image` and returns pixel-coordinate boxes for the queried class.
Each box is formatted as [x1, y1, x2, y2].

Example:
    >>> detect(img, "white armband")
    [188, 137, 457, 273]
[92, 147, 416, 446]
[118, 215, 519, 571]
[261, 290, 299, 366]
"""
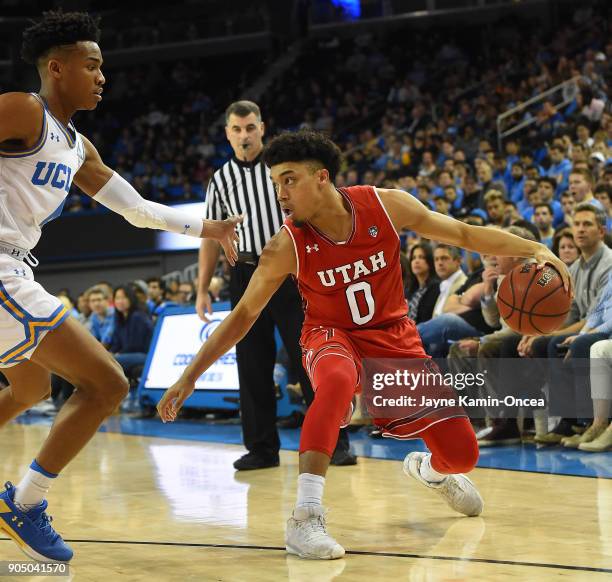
[94, 172, 203, 237]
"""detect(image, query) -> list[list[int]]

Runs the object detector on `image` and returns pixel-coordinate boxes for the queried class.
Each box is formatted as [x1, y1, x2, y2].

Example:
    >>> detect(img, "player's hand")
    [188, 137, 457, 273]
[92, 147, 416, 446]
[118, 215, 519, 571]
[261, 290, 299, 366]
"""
[533, 245, 573, 297]
[560, 335, 578, 346]
[205, 215, 243, 266]
[196, 289, 213, 322]
[157, 377, 195, 423]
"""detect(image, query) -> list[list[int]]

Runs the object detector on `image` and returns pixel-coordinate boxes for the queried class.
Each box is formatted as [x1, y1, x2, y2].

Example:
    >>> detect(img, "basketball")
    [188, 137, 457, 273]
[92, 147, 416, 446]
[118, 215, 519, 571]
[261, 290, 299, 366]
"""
[497, 263, 571, 335]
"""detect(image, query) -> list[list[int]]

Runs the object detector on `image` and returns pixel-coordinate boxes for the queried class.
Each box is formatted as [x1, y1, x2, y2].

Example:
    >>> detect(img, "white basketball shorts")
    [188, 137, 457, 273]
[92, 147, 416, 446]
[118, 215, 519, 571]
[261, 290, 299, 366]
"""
[0, 255, 69, 368]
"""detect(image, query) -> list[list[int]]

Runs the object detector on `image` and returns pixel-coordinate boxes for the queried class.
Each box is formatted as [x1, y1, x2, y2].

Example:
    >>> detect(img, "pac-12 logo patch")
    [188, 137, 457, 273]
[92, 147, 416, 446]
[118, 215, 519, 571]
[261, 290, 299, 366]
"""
[369, 226, 378, 237]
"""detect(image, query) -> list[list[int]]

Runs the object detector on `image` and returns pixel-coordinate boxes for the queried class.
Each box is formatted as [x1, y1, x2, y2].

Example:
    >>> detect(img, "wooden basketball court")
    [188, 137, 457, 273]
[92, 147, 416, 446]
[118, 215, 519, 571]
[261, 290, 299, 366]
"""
[1, 422, 610, 581]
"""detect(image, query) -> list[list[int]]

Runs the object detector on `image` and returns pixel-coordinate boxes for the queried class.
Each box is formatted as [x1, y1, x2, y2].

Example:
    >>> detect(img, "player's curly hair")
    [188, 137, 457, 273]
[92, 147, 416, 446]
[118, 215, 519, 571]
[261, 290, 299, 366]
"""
[263, 130, 342, 181]
[21, 10, 101, 65]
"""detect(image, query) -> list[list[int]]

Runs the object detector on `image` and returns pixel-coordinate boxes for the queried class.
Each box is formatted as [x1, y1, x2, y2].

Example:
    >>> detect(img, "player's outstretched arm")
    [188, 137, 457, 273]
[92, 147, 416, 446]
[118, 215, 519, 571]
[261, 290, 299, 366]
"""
[74, 135, 242, 265]
[378, 188, 572, 293]
[157, 229, 297, 422]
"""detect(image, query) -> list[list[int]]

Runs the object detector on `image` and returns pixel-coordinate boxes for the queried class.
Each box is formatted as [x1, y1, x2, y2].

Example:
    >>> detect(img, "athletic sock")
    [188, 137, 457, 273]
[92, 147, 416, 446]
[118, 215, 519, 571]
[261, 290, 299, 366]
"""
[419, 454, 447, 483]
[295, 473, 325, 510]
[14, 460, 58, 511]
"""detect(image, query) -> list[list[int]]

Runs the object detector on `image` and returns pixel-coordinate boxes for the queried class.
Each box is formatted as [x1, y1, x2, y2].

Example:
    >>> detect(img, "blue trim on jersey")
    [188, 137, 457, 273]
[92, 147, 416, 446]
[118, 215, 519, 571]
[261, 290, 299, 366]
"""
[0, 108, 48, 159]
[39, 197, 68, 227]
[0, 282, 70, 364]
[37, 96, 76, 149]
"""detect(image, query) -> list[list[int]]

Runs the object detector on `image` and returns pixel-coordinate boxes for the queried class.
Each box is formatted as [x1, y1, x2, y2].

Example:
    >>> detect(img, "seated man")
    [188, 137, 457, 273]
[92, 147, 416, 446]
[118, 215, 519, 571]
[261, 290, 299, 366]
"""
[448, 226, 536, 446]
[514, 203, 612, 443]
[87, 286, 114, 348]
[417, 246, 498, 358]
[560, 271, 612, 449]
[431, 244, 467, 317]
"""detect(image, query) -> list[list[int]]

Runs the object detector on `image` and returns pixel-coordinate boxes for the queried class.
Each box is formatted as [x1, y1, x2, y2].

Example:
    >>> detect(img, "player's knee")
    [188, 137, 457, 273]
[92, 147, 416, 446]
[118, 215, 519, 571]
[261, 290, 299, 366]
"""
[106, 368, 129, 405]
[84, 361, 129, 410]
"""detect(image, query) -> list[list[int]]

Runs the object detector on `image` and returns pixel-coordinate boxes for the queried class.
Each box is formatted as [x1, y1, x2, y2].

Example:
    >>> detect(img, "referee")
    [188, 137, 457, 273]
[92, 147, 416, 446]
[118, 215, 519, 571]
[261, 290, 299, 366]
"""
[197, 101, 356, 470]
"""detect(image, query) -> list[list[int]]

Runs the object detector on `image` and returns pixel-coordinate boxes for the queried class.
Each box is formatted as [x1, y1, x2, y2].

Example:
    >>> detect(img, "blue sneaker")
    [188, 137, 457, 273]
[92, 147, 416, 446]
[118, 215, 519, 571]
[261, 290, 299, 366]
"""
[0, 482, 73, 562]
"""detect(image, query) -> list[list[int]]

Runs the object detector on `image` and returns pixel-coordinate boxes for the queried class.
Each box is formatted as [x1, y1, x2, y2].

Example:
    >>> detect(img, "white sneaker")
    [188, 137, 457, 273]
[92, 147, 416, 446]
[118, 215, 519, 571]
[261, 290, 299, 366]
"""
[475, 426, 493, 440]
[403, 452, 484, 517]
[286, 506, 345, 560]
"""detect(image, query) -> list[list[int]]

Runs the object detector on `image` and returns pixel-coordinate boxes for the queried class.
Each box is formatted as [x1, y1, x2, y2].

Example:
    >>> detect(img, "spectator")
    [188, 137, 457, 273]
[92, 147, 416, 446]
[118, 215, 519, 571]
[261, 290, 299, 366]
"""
[146, 277, 167, 317]
[431, 244, 467, 317]
[109, 285, 154, 378]
[87, 286, 115, 347]
[434, 195, 451, 215]
[552, 230, 580, 266]
[484, 190, 506, 227]
[417, 249, 497, 358]
[546, 144, 572, 195]
[560, 190, 577, 227]
[569, 168, 605, 209]
[507, 162, 526, 204]
[518, 203, 612, 444]
[559, 273, 612, 449]
[477, 161, 507, 207]
[76, 291, 92, 326]
[594, 183, 612, 231]
[176, 281, 195, 305]
[532, 203, 556, 248]
[448, 226, 538, 446]
[522, 177, 565, 227]
[405, 243, 439, 324]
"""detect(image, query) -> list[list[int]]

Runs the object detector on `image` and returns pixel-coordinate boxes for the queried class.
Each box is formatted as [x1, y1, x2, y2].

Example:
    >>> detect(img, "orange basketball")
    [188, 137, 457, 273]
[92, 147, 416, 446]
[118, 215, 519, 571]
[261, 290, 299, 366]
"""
[496, 263, 571, 335]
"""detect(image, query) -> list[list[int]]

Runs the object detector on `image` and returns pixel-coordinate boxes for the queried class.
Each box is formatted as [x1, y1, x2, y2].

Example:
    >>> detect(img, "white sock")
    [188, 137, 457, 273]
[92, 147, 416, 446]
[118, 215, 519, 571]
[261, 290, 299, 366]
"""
[296, 473, 325, 509]
[419, 454, 447, 483]
[14, 460, 57, 511]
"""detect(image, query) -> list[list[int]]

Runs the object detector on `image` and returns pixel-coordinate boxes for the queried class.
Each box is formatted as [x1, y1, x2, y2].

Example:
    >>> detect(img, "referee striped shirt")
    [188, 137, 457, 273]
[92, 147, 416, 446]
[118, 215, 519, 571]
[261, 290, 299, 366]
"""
[204, 154, 283, 256]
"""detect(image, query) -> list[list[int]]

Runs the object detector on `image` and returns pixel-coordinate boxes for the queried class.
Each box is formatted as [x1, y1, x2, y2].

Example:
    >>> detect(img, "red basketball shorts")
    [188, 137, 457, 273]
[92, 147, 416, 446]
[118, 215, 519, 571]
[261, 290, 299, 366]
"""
[300, 317, 467, 439]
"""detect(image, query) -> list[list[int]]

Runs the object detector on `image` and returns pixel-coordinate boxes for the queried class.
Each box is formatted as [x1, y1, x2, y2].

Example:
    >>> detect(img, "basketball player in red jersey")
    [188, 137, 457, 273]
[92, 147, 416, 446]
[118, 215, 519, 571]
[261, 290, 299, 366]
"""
[159, 131, 571, 560]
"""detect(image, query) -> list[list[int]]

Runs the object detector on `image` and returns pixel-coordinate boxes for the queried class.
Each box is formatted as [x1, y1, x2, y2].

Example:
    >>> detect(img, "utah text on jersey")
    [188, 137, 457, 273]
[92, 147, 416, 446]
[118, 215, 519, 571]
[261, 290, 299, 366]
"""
[317, 251, 387, 287]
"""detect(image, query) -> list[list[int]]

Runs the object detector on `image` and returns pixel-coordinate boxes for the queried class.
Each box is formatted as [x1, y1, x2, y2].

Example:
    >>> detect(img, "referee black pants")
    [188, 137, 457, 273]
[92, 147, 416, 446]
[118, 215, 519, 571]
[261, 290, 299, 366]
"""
[230, 262, 350, 457]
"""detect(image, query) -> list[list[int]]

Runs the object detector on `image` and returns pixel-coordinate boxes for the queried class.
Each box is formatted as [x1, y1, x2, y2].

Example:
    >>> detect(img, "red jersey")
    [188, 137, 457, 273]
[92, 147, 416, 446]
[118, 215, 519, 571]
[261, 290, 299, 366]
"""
[282, 185, 407, 331]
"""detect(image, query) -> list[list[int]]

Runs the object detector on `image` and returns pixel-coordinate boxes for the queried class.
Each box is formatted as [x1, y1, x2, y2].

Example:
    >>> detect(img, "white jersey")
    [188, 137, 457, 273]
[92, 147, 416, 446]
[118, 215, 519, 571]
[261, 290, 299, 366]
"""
[0, 93, 86, 252]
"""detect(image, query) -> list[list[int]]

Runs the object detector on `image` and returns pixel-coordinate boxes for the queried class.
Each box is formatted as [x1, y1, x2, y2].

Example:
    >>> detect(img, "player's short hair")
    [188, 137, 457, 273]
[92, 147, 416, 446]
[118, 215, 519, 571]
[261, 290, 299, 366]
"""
[225, 100, 261, 123]
[263, 130, 342, 181]
[21, 10, 101, 65]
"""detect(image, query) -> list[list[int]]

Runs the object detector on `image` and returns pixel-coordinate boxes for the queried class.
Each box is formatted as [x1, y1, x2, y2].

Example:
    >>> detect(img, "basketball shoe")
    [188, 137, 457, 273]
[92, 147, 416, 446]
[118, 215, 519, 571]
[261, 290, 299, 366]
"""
[403, 452, 484, 517]
[0, 482, 73, 562]
[286, 506, 345, 559]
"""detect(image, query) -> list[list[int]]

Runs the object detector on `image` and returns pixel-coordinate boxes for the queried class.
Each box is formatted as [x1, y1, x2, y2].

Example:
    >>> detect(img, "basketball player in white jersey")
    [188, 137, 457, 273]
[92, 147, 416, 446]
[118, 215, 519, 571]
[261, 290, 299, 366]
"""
[0, 11, 241, 562]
